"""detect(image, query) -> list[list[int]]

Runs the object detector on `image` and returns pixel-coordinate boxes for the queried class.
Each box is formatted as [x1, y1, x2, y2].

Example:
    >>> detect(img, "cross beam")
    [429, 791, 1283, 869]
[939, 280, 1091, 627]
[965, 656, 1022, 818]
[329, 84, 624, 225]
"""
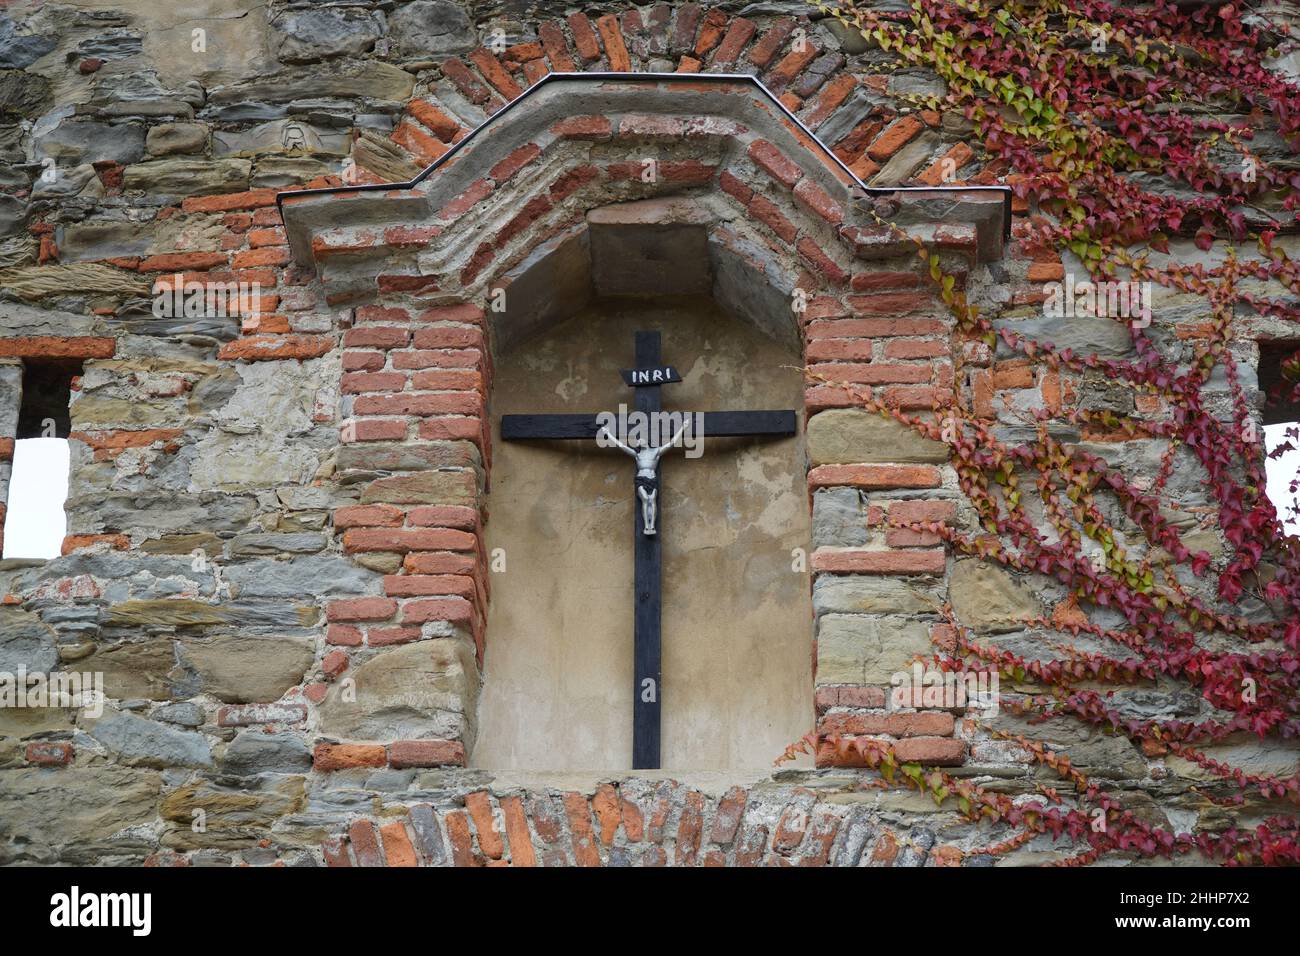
[499, 330, 797, 769]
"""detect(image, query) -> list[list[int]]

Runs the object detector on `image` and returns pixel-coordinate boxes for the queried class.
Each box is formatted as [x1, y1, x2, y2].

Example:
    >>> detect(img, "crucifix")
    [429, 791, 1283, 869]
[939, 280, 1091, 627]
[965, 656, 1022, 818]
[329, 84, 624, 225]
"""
[500, 330, 797, 769]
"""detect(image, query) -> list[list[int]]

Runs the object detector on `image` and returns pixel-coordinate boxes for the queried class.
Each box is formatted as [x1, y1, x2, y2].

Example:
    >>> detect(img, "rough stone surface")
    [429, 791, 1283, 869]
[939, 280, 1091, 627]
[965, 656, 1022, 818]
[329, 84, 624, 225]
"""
[948, 559, 1043, 633]
[807, 409, 949, 465]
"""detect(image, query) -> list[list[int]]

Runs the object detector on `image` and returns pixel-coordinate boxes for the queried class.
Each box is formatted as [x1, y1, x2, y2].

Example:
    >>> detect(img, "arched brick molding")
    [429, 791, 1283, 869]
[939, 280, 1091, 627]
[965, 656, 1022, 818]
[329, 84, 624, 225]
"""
[273, 73, 1007, 798]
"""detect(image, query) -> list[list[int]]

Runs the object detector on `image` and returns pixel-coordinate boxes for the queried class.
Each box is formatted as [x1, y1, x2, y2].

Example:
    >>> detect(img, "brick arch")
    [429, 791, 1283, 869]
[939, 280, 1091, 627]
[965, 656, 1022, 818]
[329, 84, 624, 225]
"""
[277, 72, 1005, 792]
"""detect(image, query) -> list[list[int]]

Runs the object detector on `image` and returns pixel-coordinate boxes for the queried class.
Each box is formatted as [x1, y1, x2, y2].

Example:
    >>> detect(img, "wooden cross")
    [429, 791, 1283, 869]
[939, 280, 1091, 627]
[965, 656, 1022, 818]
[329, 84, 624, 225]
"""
[500, 330, 797, 769]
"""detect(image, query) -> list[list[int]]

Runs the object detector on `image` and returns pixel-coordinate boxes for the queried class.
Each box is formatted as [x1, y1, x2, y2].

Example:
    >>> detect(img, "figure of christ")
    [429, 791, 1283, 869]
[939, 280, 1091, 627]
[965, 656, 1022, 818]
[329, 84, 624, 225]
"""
[597, 420, 691, 536]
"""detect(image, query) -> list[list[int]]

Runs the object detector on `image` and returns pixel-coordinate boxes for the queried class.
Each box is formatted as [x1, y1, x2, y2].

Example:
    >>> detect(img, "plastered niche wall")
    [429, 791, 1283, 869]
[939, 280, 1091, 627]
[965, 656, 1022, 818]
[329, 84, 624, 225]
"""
[474, 296, 812, 771]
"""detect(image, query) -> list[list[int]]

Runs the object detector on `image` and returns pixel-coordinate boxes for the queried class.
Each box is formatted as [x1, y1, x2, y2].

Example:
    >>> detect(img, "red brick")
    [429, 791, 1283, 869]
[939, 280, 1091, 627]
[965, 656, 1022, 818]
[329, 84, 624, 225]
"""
[675, 790, 706, 866]
[819, 712, 955, 736]
[343, 327, 409, 349]
[218, 335, 332, 362]
[416, 303, 484, 326]
[380, 822, 419, 867]
[765, 42, 819, 93]
[0, 340, 115, 361]
[868, 115, 924, 162]
[326, 597, 398, 621]
[393, 348, 483, 370]
[137, 251, 227, 272]
[465, 791, 505, 860]
[25, 741, 73, 766]
[808, 362, 931, 385]
[794, 177, 844, 224]
[551, 115, 612, 142]
[563, 792, 601, 866]
[847, 292, 937, 315]
[246, 227, 285, 248]
[671, 4, 702, 53]
[592, 784, 623, 845]
[404, 552, 476, 575]
[1027, 261, 1065, 282]
[567, 12, 601, 63]
[344, 527, 474, 554]
[806, 339, 873, 362]
[368, 626, 423, 647]
[441, 57, 491, 104]
[808, 464, 940, 489]
[712, 18, 756, 66]
[410, 369, 481, 391]
[393, 122, 448, 164]
[413, 326, 484, 350]
[883, 339, 946, 359]
[489, 142, 542, 183]
[749, 20, 794, 68]
[797, 237, 849, 286]
[748, 139, 803, 187]
[438, 178, 494, 219]
[314, 743, 386, 771]
[390, 739, 466, 768]
[322, 836, 351, 867]
[401, 597, 474, 624]
[811, 548, 945, 574]
[349, 820, 384, 866]
[804, 74, 857, 128]
[808, 317, 945, 338]
[383, 574, 475, 597]
[444, 810, 480, 866]
[710, 786, 748, 845]
[595, 14, 631, 71]
[408, 99, 462, 141]
[326, 624, 363, 647]
[749, 195, 798, 243]
[181, 189, 279, 214]
[341, 371, 407, 393]
[892, 736, 967, 765]
[60, 534, 130, 555]
[231, 246, 289, 269]
[322, 649, 348, 680]
[539, 21, 577, 72]
[417, 418, 483, 443]
[500, 795, 537, 866]
[916, 142, 975, 186]
[719, 169, 753, 204]
[353, 392, 478, 416]
[345, 420, 407, 442]
[549, 164, 600, 201]
[693, 8, 728, 55]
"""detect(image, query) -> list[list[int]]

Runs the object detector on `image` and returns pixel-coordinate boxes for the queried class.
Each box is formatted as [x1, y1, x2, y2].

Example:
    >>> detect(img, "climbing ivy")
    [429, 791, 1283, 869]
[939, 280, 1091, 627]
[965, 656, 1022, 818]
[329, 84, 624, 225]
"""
[791, 0, 1300, 866]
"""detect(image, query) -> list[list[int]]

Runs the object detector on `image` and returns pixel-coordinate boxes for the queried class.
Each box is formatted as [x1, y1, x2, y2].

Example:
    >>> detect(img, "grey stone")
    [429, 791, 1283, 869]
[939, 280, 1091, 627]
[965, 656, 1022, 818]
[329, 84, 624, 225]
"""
[75, 30, 142, 62]
[407, 802, 448, 865]
[823, 17, 874, 55]
[0, 68, 49, 118]
[813, 574, 943, 616]
[388, 1, 475, 57]
[159, 776, 305, 850]
[207, 61, 415, 106]
[224, 555, 378, 601]
[89, 710, 213, 768]
[153, 701, 205, 728]
[807, 408, 948, 465]
[229, 533, 327, 556]
[869, 130, 941, 186]
[271, 8, 385, 63]
[213, 119, 351, 158]
[73, 639, 183, 701]
[35, 118, 146, 167]
[145, 122, 207, 157]
[0, 606, 58, 673]
[0, 193, 25, 237]
[0, 18, 55, 69]
[58, 219, 153, 261]
[0, 767, 161, 849]
[317, 638, 480, 746]
[68, 493, 257, 534]
[122, 158, 251, 197]
[178, 636, 314, 703]
[815, 614, 932, 684]
[994, 312, 1135, 359]
[813, 487, 868, 547]
[250, 155, 337, 189]
[948, 559, 1042, 633]
[29, 163, 100, 198]
[222, 730, 312, 775]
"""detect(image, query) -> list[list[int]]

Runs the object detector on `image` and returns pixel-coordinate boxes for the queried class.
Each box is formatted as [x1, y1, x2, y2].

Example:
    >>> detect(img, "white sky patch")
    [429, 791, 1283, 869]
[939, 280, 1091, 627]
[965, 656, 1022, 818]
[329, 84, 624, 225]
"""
[3, 437, 70, 560]
[1264, 421, 1300, 539]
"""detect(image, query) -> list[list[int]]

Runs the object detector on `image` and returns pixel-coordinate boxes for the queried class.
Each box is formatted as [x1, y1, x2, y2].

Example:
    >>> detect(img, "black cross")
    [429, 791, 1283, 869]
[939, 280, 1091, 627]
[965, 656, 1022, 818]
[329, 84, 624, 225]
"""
[500, 330, 797, 769]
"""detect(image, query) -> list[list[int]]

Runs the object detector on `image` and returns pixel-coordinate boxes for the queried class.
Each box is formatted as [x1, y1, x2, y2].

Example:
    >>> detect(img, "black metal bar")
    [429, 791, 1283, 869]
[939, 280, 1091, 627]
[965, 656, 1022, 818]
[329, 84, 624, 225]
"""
[632, 330, 662, 771]
[501, 409, 797, 440]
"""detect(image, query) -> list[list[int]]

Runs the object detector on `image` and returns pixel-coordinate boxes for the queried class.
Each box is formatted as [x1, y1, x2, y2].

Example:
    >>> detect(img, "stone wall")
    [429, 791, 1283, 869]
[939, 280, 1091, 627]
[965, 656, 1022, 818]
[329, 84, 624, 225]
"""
[0, 0, 1295, 866]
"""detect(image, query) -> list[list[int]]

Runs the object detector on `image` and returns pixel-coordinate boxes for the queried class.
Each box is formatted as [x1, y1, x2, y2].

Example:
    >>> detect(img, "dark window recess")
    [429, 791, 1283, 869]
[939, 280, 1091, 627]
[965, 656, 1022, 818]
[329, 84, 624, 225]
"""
[16, 360, 81, 439]
[1259, 341, 1300, 426]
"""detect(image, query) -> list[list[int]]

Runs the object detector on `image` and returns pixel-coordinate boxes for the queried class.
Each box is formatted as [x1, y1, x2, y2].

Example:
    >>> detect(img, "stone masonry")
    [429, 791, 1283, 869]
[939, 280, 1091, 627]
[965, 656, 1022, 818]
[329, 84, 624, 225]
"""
[0, 1, 1295, 866]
